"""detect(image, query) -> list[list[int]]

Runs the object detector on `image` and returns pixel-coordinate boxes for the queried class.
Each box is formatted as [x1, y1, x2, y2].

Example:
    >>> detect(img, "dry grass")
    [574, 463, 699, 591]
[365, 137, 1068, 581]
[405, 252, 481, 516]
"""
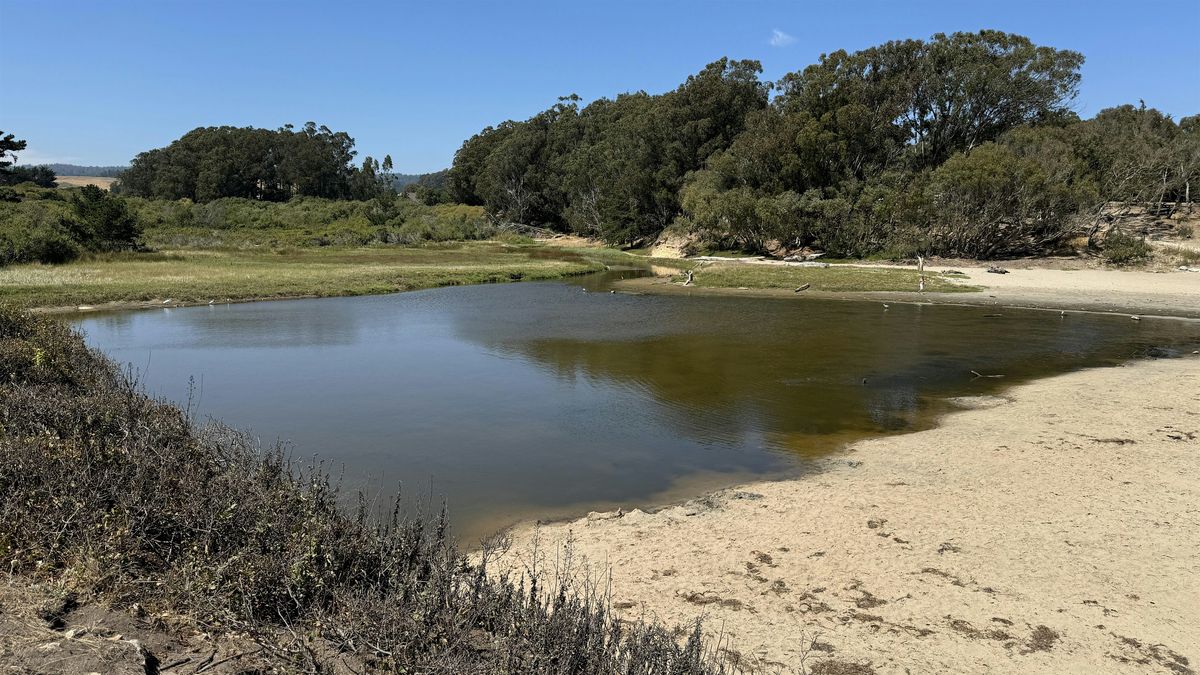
[54, 176, 117, 190]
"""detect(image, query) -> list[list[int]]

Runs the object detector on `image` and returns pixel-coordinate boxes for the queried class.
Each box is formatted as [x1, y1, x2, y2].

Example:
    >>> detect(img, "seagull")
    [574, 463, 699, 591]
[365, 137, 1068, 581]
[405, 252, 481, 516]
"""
[208, 300, 215, 305]
[162, 299, 172, 304]
[794, 283, 811, 292]
[882, 304, 890, 310]
[1131, 315, 1141, 321]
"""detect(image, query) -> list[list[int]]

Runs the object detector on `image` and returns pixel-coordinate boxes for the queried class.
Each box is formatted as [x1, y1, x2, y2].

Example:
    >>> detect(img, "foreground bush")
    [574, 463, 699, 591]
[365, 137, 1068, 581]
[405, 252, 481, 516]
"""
[0, 308, 722, 673]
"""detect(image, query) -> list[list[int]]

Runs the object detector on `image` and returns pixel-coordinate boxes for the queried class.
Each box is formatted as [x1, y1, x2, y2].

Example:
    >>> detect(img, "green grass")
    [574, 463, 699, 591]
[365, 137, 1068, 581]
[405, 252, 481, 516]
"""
[0, 242, 604, 310]
[685, 262, 977, 293]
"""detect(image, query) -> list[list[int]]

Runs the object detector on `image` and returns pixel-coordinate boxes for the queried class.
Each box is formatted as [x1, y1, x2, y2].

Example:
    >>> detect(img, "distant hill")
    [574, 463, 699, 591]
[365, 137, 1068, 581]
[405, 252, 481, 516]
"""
[36, 164, 127, 177]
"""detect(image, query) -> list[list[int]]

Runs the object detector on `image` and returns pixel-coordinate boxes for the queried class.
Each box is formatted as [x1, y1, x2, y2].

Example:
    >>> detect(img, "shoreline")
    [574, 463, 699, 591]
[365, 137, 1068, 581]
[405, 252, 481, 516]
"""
[496, 355, 1200, 673]
[615, 263, 1200, 319]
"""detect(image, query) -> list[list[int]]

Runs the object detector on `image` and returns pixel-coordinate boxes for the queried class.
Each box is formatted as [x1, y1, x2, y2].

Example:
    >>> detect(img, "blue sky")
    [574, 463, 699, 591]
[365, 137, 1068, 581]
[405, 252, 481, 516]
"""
[2, 0, 1197, 173]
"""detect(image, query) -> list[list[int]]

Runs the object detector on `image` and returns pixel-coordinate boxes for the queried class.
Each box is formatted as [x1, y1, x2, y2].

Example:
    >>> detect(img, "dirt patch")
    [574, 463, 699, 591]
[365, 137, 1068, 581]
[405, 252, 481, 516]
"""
[0, 582, 274, 675]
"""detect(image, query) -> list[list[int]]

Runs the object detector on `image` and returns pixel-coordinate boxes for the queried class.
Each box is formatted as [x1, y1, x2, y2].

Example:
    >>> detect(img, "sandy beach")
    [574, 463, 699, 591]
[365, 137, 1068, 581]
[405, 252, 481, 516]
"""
[618, 263, 1200, 318]
[498, 355, 1200, 673]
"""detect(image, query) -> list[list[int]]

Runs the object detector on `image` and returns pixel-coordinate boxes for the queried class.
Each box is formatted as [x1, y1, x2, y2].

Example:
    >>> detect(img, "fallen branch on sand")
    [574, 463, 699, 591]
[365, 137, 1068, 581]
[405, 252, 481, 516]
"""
[971, 370, 1005, 379]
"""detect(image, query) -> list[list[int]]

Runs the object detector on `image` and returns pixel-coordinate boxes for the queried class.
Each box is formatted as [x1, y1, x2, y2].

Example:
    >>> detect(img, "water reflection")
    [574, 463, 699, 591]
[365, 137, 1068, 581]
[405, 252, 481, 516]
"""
[71, 279, 1200, 540]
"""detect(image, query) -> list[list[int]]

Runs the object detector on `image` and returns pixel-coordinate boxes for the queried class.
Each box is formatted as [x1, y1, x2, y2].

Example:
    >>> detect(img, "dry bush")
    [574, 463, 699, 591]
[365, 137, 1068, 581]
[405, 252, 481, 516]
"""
[0, 307, 725, 674]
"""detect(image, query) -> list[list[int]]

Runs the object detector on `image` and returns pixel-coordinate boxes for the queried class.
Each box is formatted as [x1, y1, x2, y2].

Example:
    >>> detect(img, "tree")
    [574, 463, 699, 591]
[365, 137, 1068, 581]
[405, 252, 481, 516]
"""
[0, 131, 26, 174]
[69, 185, 142, 251]
[1, 165, 57, 188]
[115, 123, 374, 202]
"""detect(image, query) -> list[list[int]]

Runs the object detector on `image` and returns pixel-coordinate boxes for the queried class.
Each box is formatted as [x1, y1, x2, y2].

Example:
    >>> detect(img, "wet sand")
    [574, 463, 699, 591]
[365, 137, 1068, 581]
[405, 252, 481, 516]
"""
[498, 355, 1200, 673]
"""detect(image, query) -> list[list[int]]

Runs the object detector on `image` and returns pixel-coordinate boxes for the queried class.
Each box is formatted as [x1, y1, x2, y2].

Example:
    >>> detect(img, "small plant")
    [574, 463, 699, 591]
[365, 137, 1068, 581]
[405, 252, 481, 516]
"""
[1101, 230, 1152, 266]
[1176, 224, 1193, 239]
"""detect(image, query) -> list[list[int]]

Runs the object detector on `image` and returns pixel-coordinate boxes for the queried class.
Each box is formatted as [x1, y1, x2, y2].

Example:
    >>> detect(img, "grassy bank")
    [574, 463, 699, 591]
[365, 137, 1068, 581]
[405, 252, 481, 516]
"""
[682, 262, 976, 293]
[0, 307, 721, 673]
[0, 242, 604, 310]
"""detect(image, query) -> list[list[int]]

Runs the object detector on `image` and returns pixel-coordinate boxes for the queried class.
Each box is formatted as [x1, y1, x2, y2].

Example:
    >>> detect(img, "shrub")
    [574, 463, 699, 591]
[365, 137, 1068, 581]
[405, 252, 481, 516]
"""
[0, 308, 724, 674]
[69, 184, 143, 251]
[1101, 230, 1152, 265]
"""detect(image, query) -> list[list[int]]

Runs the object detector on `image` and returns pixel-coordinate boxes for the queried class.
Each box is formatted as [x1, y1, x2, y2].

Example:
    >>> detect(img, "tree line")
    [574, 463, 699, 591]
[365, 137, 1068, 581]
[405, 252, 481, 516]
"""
[447, 31, 1199, 258]
[114, 122, 394, 202]
[0, 131, 58, 188]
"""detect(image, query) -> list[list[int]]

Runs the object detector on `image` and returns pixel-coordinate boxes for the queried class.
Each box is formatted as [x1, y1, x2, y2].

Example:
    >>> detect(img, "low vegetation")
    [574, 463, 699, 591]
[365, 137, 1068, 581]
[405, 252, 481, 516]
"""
[682, 264, 975, 294]
[0, 243, 601, 310]
[1100, 231, 1153, 266]
[0, 184, 142, 265]
[0, 307, 724, 673]
[130, 191, 495, 248]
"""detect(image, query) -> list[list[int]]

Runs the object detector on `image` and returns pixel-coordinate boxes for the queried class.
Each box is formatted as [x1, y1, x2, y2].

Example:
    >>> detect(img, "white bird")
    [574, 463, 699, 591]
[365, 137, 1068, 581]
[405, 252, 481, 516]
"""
[794, 283, 810, 292]
[882, 304, 890, 310]
[162, 299, 172, 304]
[1131, 315, 1141, 321]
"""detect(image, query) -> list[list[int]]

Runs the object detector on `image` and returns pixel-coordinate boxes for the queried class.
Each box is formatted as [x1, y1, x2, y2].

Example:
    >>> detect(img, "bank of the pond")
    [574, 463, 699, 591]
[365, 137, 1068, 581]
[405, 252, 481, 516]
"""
[497, 355, 1200, 673]
[617, 262, 1200, 318]
[0, 242, 605, 313]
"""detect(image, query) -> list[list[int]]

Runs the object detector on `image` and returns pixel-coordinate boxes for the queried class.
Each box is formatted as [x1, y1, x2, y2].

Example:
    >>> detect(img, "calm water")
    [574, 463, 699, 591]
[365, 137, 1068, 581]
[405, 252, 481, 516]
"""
[72, 273, 1200, 540]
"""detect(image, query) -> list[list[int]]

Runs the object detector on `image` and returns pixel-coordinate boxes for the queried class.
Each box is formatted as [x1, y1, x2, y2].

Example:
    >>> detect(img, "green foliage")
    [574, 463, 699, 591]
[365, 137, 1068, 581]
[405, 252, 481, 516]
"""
[1101, 230, 1152, 265]
[450, 59, 769, 243]
[115, 122, 393, 202]
[0, 131, 25, 173]
[1, 165, 57, 188]
[0, 308, 723, 673]
[0, 132, 56, 187]
[448, 31, 1199, 260]
[69, 185, 143, 251]
[124, 193, 492, 247]
[0, 187, 143, 265]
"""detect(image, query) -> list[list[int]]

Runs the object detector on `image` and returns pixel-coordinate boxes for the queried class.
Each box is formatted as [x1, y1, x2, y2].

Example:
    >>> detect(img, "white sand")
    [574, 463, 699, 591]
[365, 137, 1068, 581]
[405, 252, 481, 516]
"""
[922, 265, 1200, 318]
[499, 356, 1200, 673]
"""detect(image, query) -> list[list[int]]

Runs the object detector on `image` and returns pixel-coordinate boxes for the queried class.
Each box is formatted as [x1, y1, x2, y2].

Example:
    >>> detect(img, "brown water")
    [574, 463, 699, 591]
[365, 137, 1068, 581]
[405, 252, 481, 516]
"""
[71, 271, 1200, 540]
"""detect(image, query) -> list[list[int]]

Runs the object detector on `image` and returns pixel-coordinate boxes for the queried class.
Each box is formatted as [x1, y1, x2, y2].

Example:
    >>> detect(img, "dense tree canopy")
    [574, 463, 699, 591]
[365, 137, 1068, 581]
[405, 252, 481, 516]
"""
[450, 30, 1196, 257]
[115, 123, 391, 202]
[449, 58, 769, 243]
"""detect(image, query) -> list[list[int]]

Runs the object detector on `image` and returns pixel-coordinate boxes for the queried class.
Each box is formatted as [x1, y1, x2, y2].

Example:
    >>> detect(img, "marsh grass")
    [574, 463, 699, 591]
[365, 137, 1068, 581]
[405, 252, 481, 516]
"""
[0, 242, 604, 309]
[684, 263, 976, 293]
[0, 308, 726, 673]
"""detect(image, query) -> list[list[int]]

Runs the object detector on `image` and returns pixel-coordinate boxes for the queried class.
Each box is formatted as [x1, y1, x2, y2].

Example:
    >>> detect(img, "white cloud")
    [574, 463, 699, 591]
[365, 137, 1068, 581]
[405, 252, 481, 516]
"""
[769, 29, 796, 48]
[11, 149, 81, 166]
